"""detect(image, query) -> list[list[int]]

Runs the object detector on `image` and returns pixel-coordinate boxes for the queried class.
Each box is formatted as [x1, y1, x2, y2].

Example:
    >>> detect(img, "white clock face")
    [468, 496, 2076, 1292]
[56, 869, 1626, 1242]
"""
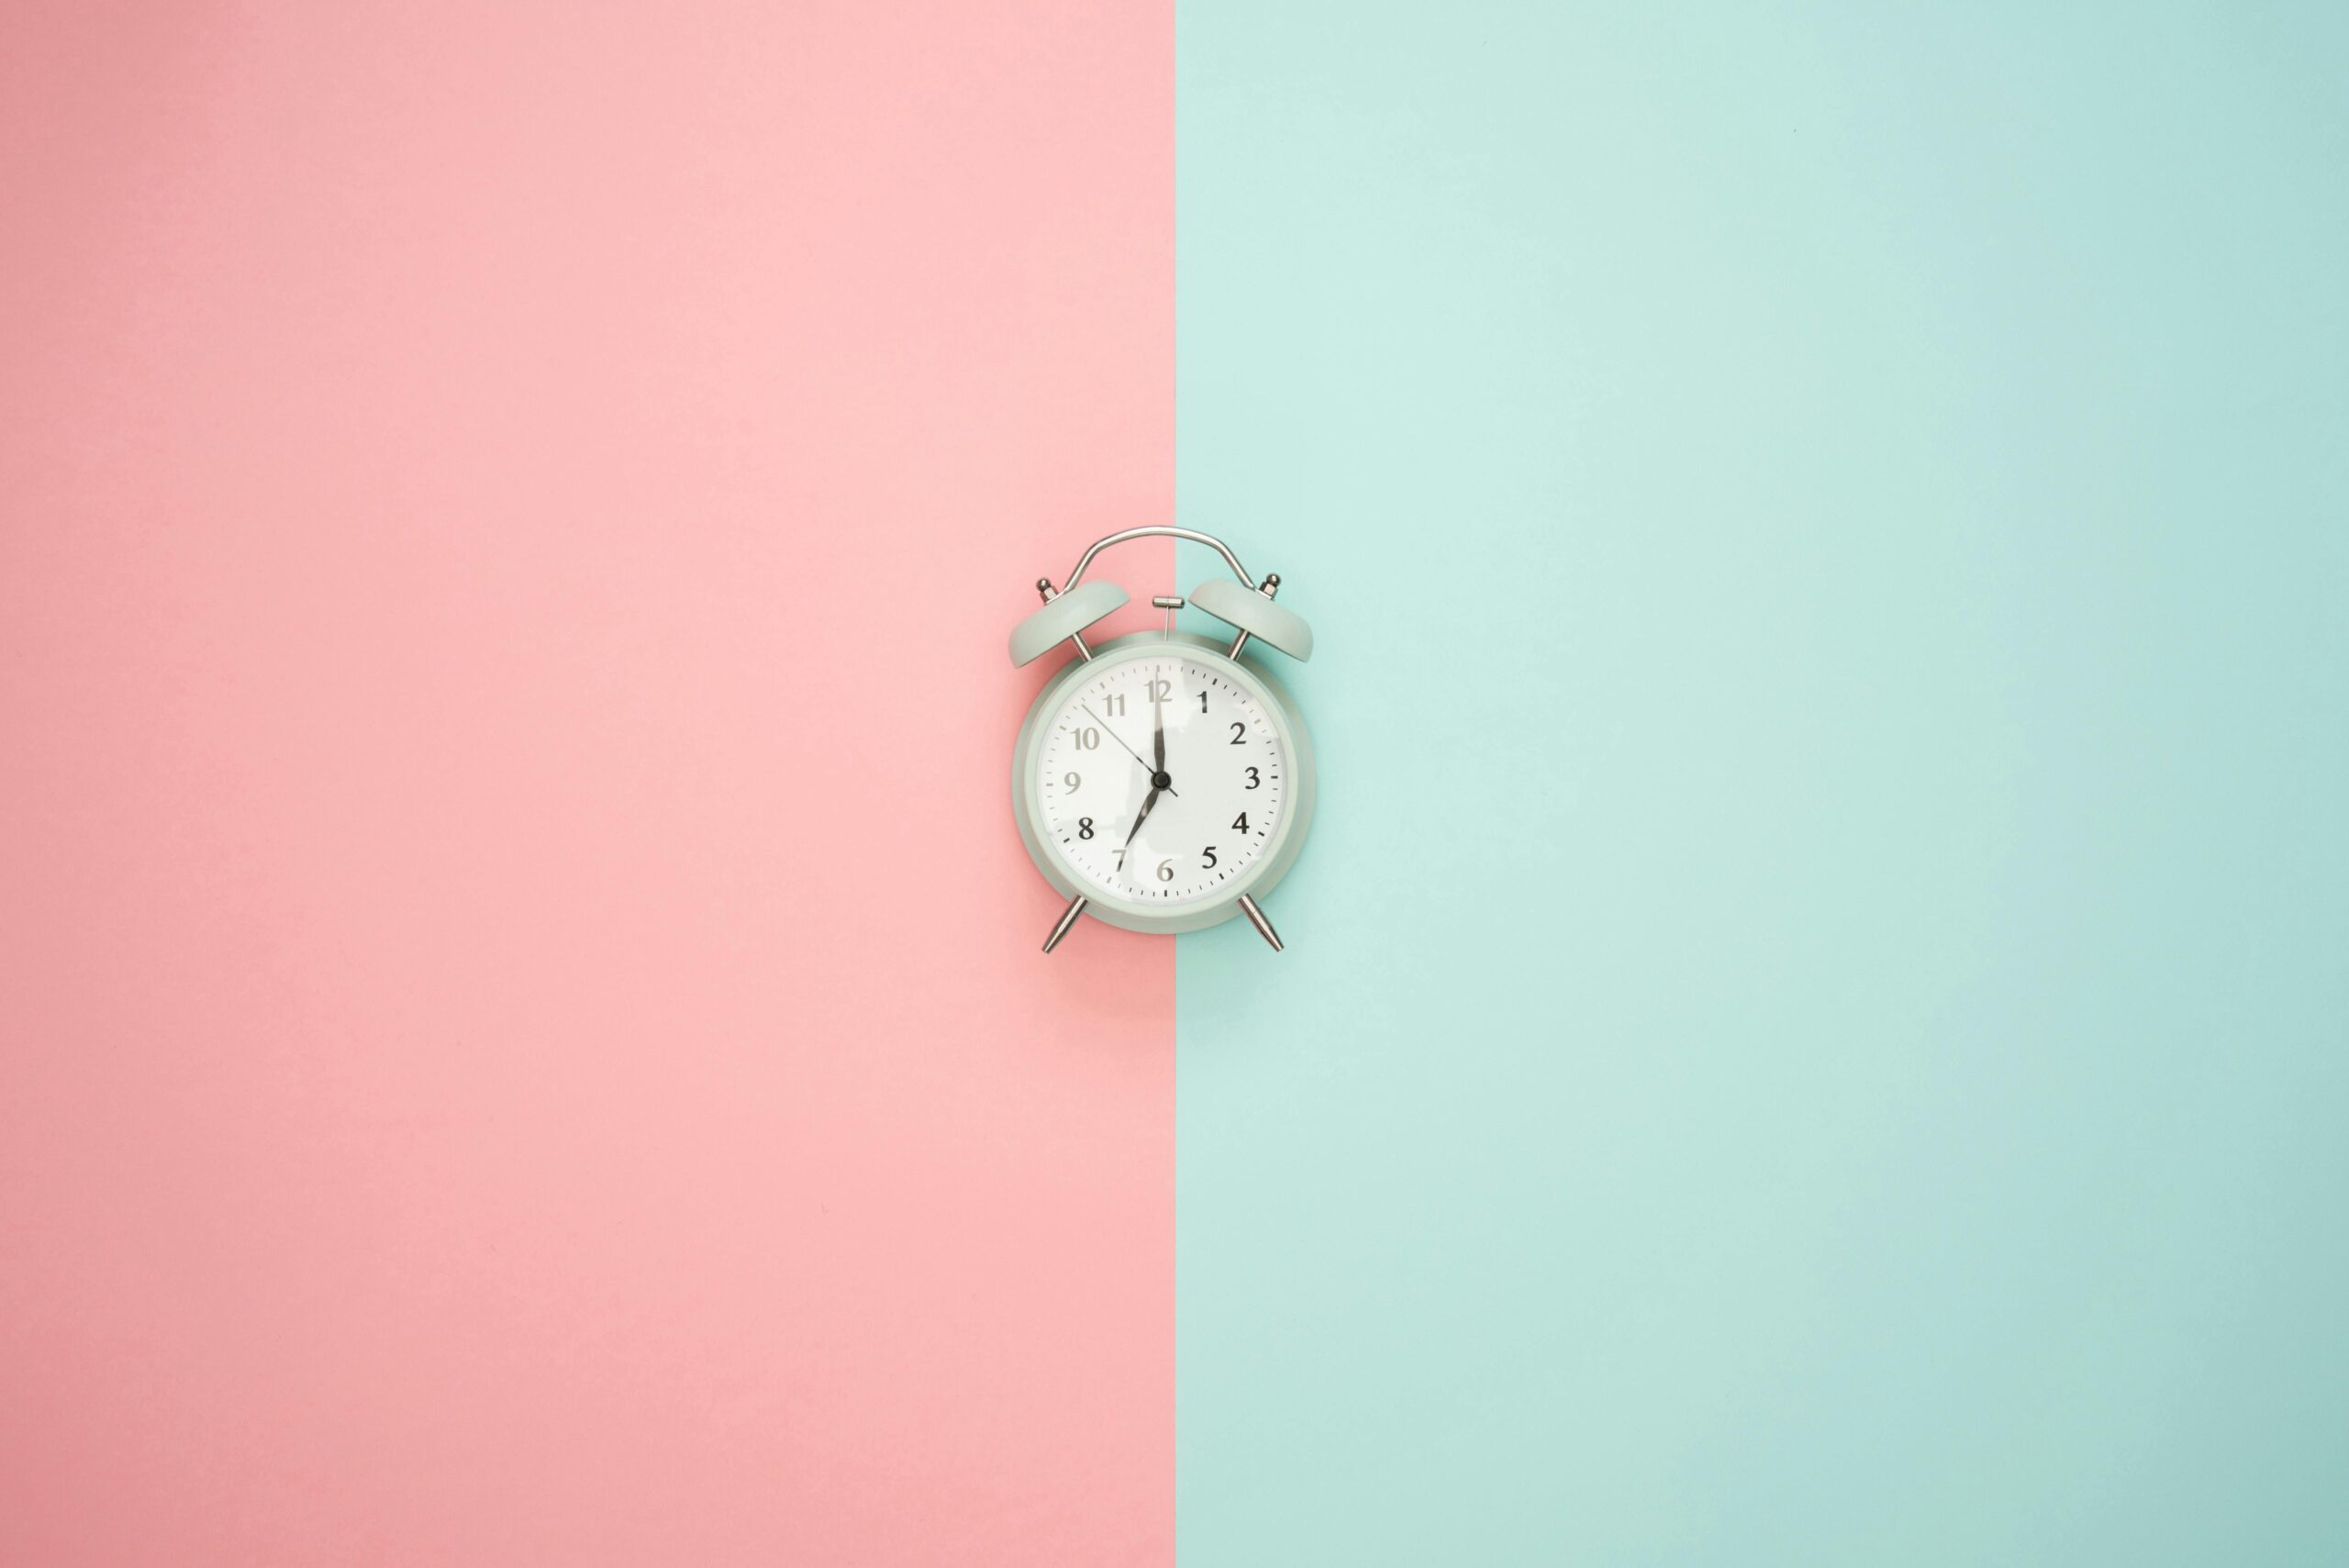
[1034, 650, 1289, 906]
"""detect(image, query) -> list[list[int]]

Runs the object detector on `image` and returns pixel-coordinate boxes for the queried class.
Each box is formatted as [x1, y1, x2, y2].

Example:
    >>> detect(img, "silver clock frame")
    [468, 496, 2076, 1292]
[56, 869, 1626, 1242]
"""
[1009, 526, 1316, 952]
[1012, 629, 1317, 939]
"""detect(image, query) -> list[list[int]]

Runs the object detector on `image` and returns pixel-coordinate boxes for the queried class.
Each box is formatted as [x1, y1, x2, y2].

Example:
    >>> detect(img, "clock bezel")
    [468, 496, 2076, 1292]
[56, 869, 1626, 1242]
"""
[1011, 630, 1316, 934]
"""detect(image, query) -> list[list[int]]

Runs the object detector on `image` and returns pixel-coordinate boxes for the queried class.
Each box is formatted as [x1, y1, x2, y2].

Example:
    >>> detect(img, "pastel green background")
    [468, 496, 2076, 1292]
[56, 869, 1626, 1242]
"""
[1175, 4, 2348, 1563]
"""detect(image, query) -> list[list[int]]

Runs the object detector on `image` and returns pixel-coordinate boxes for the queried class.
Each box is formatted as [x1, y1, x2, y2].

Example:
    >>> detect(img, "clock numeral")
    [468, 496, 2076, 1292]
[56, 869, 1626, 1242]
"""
[1157, 860, 1174, 883]
[1229, 721, 1246, 745]
[1197, 690, 1208, 713]
[1243, 767, 1261, 789]
[1104, 694, 1126, 717]
[1064, 772, 1081, 791]
[1076, 817, 1095, 840]
[1230, 812, 1248, 833]
[1145, 678, 1172, 702]
[1074, 727, 1101, 750]
[1201, 846, 1218, 869]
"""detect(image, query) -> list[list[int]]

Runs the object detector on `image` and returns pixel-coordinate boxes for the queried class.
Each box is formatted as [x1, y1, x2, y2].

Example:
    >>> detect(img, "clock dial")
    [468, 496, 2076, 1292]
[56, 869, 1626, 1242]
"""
[1035, 651, 1288, 906]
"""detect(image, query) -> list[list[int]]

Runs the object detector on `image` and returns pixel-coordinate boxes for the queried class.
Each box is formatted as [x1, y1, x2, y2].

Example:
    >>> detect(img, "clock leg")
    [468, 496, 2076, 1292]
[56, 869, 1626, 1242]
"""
[1042, 893, 1089, 953]
[1236, 894, 1283, 952]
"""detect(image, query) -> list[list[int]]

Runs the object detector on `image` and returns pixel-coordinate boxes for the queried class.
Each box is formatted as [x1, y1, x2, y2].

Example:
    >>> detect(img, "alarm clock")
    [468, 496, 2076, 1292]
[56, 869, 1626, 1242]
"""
[1008, 526, 1316, 954]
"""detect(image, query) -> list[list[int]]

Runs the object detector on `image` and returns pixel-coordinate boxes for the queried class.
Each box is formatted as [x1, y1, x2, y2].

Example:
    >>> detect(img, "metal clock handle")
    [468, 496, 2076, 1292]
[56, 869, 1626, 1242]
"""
[1031, 526, 1281, 664]
[1059, 525, 1258, 595]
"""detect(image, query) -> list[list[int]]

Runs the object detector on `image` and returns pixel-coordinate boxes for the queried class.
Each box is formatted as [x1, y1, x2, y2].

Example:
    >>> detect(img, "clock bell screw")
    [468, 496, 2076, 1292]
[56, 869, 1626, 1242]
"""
[1037, 576, 1093, 662]
[1227, 573, 1280, 661]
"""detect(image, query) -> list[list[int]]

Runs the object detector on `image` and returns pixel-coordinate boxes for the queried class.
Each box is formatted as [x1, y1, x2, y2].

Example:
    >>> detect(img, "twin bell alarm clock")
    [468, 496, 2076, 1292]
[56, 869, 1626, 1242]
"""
[1008, 527, 1316, 954]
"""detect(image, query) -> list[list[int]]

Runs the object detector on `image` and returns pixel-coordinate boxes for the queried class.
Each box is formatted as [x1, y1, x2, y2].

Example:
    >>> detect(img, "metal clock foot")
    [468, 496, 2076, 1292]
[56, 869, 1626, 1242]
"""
[1236, 894, 1283, 952]
[1042, 894, 1089, 953]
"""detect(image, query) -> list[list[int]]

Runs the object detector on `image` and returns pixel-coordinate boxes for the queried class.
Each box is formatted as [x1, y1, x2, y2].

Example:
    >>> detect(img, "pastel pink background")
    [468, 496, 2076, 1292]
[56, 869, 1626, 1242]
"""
[1, 2, 1172, 1562]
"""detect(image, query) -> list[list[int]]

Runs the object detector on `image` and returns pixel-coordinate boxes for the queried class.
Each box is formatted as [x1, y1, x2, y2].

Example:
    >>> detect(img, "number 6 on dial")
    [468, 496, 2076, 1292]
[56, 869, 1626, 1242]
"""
[1008, 527, 1316, 954]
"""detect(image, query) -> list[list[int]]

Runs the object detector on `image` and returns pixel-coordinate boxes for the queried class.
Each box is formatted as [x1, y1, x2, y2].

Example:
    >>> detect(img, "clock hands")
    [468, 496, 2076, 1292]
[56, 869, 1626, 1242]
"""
[1081, 700, 1176, 797]
[1097, 669, 1177, 882]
